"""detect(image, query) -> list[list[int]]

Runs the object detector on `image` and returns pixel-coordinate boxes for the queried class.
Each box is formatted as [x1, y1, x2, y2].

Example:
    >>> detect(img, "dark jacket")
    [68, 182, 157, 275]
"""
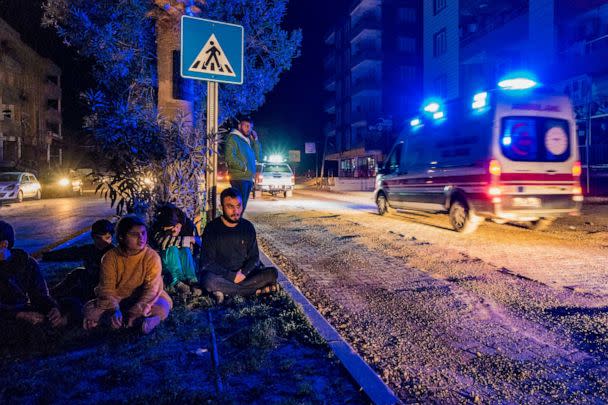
[199, 217, 260, 281]
[43, 243, 114, 301]
[224, 130, 262, 181]
[0, 249, 58, 318]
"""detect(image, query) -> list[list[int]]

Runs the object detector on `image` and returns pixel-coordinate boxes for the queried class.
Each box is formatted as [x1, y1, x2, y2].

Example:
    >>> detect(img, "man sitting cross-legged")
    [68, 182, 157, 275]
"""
[199, 187, 278, 303]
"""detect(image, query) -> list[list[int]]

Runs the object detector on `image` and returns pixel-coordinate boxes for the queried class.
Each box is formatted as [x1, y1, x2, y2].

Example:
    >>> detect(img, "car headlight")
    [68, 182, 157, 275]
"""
[58, 178, 70, 187]
[72, 180, 82, 187]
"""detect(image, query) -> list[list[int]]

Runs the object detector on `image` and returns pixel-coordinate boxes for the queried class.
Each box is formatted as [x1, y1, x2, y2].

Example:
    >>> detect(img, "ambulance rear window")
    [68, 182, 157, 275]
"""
[500, 117, 570, 162]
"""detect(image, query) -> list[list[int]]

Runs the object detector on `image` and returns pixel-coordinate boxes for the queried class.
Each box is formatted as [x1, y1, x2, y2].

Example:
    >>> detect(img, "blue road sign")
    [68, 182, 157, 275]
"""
[181, 16, 244, 85]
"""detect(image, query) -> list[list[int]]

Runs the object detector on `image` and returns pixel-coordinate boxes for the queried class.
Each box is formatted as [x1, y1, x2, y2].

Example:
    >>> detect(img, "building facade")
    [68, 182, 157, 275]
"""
[323, 0, 423, 178]
[423, 0, 608, 194]
[0, 18, 62, 172]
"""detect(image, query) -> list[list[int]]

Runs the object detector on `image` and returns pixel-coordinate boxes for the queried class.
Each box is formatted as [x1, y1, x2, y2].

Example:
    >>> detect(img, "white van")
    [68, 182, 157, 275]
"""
[375, 83, 583, 233]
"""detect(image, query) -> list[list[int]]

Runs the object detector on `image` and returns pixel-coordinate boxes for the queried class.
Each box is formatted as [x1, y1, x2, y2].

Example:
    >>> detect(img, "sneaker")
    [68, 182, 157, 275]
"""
[176, 282, 191, 295]
[141, 316, 161, 335]
[212, 291, 225, 304]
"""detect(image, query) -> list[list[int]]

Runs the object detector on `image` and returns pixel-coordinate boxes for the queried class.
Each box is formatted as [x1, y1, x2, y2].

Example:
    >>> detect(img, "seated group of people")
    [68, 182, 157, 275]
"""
[0, 187, 278, 338]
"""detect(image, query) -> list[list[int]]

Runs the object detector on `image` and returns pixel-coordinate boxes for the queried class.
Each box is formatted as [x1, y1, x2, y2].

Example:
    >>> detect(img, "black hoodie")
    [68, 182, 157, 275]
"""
[0, 249, 58, 318]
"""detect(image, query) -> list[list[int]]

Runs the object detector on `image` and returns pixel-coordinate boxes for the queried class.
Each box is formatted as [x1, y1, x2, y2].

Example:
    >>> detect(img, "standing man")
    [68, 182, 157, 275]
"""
[224, 117, 262, 212]
[199, 188, 278, 303]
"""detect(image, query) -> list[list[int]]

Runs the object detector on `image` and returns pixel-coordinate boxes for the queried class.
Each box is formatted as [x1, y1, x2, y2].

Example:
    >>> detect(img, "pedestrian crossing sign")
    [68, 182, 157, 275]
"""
[181, 16, 244, 85]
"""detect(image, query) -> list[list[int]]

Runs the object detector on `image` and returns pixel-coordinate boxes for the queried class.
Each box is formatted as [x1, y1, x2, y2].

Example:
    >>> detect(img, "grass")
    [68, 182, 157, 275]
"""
[0, 260, 365, 404]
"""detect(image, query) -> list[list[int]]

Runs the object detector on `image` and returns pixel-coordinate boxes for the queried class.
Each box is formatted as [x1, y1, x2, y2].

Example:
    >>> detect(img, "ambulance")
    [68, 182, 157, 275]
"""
[374, 76, 583, 233]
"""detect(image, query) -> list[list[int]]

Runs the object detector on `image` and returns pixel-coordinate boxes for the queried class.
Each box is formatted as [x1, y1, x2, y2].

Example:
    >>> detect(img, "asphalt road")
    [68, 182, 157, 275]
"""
[246, 189, 608, 403]
[0, 195, 116, 254]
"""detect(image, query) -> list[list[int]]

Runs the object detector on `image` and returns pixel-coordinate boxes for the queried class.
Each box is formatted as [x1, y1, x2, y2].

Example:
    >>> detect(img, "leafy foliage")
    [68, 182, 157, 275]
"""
[42, 0, 301, 217]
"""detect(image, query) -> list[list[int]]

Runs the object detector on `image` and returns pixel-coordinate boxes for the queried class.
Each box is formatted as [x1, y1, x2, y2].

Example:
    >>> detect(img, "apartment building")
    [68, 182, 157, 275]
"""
[0, 17, 63, 172]
[423, 0, 608, 194]
[323, 0, 422, 178]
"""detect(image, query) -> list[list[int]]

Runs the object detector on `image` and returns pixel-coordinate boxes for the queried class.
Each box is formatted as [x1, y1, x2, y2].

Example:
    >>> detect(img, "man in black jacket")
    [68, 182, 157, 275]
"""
[199, 188, 278, 303]
[0, 221, 66, 330]
[43, 219, 114, 304]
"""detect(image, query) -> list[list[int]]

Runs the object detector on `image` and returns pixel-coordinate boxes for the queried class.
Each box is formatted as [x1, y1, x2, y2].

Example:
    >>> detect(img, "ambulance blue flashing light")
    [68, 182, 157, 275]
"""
[502, 137, 512, 146]
[423, 102, 441, 113]
[410, 118, 422, 127]
[498, 77, 538, 90]
[472, 92, 488, 110]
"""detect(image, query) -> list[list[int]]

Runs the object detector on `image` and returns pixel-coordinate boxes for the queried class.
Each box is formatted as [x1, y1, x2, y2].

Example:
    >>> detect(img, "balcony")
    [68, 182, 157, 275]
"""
[586, 34, 608, 54]
[351, 13, 381, 41]
[44, 82, 61, 98]
[324, 76, 336, 91]
[350, 0, 380, 16]
[351, 76, 381, 95]
[350, 47, 382, 70]
[324, 98, 337, 114]
[460, 5, 527, 47]
[46, 107, 61, 123]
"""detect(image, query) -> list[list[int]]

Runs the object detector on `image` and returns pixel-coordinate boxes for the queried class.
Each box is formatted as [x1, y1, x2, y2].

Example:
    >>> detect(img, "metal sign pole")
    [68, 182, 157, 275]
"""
[206, 81, 219, 219]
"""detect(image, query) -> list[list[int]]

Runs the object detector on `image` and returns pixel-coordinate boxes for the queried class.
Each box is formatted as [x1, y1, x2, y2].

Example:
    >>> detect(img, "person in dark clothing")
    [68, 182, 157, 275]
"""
[151, 203, 200, 295]
[199, 188, 278, 303]
[0, 221, 66, 332]
[43, 219, 115, 304]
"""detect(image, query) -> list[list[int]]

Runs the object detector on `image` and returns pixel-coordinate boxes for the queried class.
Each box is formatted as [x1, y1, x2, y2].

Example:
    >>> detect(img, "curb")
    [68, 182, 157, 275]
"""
[259, 250, 401, 405]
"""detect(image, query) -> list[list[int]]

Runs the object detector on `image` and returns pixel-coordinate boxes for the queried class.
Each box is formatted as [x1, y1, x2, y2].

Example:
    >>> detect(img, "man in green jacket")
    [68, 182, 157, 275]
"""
[224, 117, 262, 212]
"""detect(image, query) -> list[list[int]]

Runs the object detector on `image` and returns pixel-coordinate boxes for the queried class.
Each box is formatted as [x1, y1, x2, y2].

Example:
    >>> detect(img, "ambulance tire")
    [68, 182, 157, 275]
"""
[449, 198, 480, 234]
[376, 192, 393, 216]
[252, 188, 259, 199]
[529, 218, 554, 231]
[284, 190, 293, 198]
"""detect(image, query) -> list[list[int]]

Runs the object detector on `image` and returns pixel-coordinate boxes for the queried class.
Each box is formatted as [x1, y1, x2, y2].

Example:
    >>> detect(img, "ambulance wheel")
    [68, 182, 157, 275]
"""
[35, 190, 42, 200]
[284, 190, 292, 198]
[252, 189, 259, 199]
[449, 198, 480, 234]
[529, 218, 554, 231]
[376, 193, 392, 216]
[17, 190, 24, 203]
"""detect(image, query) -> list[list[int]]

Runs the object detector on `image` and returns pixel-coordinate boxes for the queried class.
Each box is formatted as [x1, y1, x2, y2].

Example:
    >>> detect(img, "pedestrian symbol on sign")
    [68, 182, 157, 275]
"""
[188, 33, 236, 78]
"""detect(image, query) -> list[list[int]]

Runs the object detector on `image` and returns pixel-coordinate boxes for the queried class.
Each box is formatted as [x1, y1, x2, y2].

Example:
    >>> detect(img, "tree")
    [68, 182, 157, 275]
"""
[42, 0, 301, 217]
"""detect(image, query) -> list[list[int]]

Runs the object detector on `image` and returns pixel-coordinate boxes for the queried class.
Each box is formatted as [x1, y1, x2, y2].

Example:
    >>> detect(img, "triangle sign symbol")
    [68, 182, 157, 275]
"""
[188, 34, 236, 77]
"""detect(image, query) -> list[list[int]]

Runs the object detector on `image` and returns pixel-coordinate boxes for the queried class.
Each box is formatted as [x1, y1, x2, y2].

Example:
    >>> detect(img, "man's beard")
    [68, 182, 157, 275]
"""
[222, 213, 241, 224]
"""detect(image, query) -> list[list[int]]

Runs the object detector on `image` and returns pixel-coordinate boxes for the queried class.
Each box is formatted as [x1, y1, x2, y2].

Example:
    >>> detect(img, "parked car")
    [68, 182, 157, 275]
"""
[0, 172, 42, 202]
[253, 162, 295, 198]
[39, 170, 84, 198]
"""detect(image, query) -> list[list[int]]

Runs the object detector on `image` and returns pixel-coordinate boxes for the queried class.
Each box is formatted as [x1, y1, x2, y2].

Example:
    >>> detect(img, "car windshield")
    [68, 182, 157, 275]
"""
[263, 164, 291, 173]
[0, 173, 20, 182]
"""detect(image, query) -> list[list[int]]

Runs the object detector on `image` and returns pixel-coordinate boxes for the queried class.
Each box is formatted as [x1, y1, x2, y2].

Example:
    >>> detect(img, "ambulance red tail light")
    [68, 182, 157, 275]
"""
[489, 159, 501, 176]
[572, 161, 582, 177]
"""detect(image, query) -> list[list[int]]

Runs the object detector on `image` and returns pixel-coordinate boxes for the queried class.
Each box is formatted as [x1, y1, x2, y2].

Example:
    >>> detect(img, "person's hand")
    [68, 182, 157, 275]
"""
[47, 307, 66, 328]
[126, 316, 136, 328]
[250, 130, 258, 141]
[234, 270, 246, 284]
[16, 311, 45, 325]
[111, 309, 123, 329]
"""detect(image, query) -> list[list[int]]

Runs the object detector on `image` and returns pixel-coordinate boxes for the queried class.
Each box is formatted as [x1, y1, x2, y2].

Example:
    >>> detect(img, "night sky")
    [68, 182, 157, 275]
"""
[0, 0, 338, 171]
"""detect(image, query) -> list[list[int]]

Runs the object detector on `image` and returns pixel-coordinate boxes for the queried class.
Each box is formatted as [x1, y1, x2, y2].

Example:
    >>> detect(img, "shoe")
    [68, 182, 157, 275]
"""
[141, 316, 161, 335]
[176, 282, 191, 295]
[212, 291, 224, 304]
